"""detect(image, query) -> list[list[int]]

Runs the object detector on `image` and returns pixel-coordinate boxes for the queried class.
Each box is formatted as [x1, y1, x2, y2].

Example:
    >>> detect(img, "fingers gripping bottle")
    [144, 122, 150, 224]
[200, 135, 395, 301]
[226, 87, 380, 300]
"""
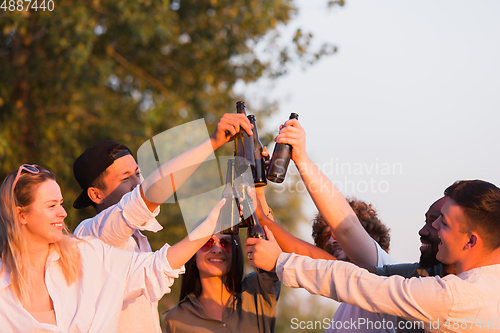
[267, 113, 299, 183]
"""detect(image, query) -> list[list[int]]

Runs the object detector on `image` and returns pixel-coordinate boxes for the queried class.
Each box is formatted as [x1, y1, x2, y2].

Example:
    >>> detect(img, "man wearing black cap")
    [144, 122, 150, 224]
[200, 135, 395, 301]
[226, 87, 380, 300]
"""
[73, 113, 252, 333]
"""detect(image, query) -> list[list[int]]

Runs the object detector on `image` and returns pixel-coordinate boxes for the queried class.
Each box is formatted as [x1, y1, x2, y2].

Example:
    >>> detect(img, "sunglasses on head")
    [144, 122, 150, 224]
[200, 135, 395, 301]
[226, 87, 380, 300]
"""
[12, 164, 42, 190]
[200, 236, 235, 252]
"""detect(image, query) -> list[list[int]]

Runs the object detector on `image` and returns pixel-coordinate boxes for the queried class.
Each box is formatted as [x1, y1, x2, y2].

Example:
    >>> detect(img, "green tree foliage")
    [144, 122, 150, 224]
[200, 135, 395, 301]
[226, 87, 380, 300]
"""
[1, 1, 340, 331]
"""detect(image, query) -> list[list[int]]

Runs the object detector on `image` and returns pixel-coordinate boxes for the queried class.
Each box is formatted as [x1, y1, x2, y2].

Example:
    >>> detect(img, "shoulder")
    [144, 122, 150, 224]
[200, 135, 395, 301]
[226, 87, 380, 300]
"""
[164, 295, 200, 324]
[76, 237, 128, 259]
[241, 271, 280, 298]
[75, 238, 106, 254]
[242, 271, 278, 285]
[374, 239, 397, 266]
[376, 262, 420, 278]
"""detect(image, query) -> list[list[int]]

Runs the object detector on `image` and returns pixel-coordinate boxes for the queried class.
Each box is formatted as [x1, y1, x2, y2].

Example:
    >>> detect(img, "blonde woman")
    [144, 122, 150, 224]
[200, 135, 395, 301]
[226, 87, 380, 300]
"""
[0, 164, 223, 332]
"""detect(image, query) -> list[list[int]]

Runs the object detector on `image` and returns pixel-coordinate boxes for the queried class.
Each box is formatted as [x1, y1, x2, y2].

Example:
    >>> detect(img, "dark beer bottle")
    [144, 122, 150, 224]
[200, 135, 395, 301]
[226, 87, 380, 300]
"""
[234, 101, 255, 174]
[233, 171, 253, 228]
[245, 205, 267, 240]
[220, 159, 240, 235]
[232, 172, 267, 239]
[267, 113, 299, 183]
[247, 114, 267, 187]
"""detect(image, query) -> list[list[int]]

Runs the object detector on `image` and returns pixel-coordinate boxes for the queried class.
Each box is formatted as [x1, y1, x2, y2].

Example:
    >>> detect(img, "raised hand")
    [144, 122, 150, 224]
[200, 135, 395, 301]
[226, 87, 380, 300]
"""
[245, 226, 282, 272]
[210, 113, 253, 150]
[275, 119, 307, 164]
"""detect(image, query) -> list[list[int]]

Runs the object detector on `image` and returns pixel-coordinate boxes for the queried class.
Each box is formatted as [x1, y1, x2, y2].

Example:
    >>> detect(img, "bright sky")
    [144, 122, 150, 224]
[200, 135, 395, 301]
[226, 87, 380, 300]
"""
[243, 0, 500, 264]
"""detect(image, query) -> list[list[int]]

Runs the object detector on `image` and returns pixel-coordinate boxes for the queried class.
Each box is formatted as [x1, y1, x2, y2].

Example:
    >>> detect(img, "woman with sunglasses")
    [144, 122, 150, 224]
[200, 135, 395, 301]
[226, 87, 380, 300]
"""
[164, 229, 281, 333]
[0, 164, 224, 332]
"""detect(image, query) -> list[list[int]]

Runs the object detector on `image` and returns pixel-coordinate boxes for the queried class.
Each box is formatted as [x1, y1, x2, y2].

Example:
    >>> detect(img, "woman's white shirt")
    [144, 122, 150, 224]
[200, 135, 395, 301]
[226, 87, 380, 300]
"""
[0, 238, 184, 332]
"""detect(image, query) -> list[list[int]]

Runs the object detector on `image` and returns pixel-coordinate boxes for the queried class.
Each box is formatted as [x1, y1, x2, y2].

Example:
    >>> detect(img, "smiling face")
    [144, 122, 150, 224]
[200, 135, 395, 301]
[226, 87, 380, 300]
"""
[196, 233, 233, 279]
[18, 180, 67, 247]
[418, 197, 447, 267]
[97, 154, 141, 210]
[432, 198, 470, 268]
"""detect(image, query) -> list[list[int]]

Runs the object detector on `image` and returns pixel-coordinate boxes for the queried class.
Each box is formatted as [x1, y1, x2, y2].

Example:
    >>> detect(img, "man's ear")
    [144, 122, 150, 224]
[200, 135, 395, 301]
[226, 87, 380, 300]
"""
[17, 207, 27, 225]
[87, 187, 104, 205]
[464, 232, 478, 250]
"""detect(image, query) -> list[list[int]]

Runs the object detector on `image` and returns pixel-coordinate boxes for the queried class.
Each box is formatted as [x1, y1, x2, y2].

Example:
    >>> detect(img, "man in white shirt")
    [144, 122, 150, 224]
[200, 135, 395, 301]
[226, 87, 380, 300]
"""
[73, 113, 252, 333]
[248, 178, 500, 333]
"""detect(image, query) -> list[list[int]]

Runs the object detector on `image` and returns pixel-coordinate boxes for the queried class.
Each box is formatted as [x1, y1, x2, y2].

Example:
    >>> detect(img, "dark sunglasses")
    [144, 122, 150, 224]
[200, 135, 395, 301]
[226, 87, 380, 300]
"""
[200, 236, 235, 252]
[317, 229, 335, 248]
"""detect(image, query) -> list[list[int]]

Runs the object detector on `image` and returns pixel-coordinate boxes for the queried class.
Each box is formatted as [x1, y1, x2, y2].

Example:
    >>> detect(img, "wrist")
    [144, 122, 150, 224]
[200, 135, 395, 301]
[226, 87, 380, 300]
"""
[265, 207, 274, 221]
[293, 154, 311, 172]
[209, 136, 220, 151]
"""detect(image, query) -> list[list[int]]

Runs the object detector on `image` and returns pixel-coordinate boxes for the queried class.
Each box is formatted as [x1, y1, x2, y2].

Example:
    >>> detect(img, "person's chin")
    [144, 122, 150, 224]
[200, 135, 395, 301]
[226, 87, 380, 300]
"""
[419, 252, 440, 268]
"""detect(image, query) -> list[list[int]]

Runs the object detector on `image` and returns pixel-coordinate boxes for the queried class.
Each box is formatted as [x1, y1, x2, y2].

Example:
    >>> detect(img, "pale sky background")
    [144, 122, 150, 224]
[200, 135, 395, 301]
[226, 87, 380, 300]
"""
[239, 0, 500, 264]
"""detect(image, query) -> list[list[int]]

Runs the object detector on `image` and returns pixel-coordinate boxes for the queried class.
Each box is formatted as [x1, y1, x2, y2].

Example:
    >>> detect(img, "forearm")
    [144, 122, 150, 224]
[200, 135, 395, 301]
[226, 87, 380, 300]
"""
[166, 197, 224, 269]
[166, 234, 210, 270]
[254, 185, 335, 260]
[141, 138, 215, 211]
[294, 155, 377, 265]
[258, 212, 336, 260]
[276, 252, 443, 326]
[75, 186, 161, 249]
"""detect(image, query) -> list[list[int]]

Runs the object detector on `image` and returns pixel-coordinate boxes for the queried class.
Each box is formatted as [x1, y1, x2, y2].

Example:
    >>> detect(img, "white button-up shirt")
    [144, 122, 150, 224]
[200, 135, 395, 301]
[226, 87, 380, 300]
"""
[74, 185, 165, 333]
[276, 252, 500, 333]
[0, 238, 183, 332]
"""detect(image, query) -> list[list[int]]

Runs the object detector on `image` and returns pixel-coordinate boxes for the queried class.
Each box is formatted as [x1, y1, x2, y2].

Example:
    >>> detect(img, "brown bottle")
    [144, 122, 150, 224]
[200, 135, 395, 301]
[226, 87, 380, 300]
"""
[267, 113, 299, 183]
[247, 115, 267, 187]
[246, 205, 266, 240]
[233, 171, 253, 228]
[220, 159, 240, 235]
[234, 101, 255, 174]
[232, 172, 266, 239]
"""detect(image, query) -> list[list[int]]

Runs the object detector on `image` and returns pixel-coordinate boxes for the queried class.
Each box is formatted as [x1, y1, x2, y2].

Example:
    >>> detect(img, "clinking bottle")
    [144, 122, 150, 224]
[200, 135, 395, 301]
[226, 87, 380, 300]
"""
[267, 113, 299, 183]
[234, 101, 255, 174]
[247, 114, 267, 187]
[233, 171, 266, 240]
[220, 159, 240, 235]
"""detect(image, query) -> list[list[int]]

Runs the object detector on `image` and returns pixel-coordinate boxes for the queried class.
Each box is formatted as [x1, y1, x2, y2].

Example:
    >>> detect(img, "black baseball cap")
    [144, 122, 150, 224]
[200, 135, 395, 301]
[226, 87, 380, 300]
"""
[73, 140, 132, 209]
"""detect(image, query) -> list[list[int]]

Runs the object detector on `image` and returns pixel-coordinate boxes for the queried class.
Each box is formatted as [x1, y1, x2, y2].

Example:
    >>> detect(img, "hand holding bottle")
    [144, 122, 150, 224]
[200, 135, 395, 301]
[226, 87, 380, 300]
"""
[245, 226, 282, 272]
[267, 113, 299, 183]
[275, 118, 307, 165]
[210, 113, 253, 150]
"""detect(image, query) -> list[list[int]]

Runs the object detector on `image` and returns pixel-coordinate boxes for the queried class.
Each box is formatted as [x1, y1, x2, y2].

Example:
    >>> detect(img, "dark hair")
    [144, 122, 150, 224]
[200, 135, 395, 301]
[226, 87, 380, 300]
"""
[312, 198, 391, 252]
[179, 234, 244, 301]
[444, 180, 500, 250]
[91, 145, 130, 191]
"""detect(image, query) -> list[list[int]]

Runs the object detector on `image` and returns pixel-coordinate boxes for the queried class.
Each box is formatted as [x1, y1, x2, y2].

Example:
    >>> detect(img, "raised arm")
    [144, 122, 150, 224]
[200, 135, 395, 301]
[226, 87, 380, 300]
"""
[75, 114, 251, 249]
[166, 198, 225, 269]
[140, 113, 252, 211]
[274, 120, 377, 265]
[254, 186, 336, 260]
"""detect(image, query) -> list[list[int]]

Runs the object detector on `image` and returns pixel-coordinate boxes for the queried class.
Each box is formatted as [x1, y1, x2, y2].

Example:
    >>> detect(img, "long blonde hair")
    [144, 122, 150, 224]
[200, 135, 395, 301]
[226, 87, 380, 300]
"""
[0, 166, 82, 305]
